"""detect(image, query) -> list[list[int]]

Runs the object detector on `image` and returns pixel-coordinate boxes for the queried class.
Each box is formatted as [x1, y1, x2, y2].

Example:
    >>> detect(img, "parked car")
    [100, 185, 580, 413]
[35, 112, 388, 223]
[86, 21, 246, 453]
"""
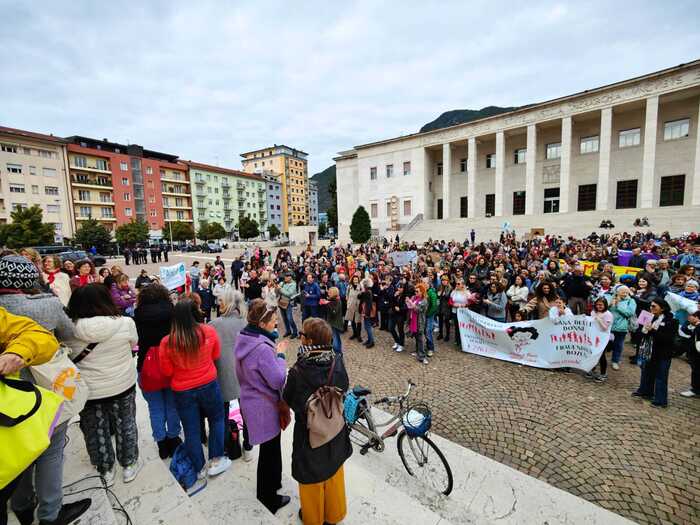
[58, 249, 106, 267]
[204, 242, 222, 253]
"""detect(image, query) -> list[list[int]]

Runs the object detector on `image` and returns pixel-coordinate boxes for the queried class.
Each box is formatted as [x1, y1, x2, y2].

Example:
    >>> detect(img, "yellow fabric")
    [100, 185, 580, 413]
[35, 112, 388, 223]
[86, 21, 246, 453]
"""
[0, 307, 59, 367]
[298, 465, 347, 525]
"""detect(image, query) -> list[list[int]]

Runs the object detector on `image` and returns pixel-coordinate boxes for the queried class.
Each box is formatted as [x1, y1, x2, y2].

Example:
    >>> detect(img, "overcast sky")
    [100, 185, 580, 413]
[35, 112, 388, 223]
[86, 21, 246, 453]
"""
[1, 1, 699, 175]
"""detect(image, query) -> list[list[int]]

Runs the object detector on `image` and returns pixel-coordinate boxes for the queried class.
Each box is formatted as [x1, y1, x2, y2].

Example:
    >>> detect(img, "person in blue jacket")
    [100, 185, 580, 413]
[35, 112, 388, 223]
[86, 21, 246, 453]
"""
[302, 273, 321, 320]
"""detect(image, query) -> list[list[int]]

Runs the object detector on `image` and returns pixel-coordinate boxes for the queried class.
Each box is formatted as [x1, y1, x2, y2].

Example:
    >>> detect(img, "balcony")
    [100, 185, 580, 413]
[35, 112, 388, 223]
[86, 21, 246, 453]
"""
[222, 180, 230, 188]
[164, 217, 194, 223]
[71, 176, 112, 189]
[71, 164, 111, 175]
[161, 175, 190, 184]
[163, 203, 192, 210]
[76, 215, 117, 222]
[73, 198, 115, 206]
[194, 178, 205, 185]
[237, 182, 245, 190]
[162, 189, 191, 197]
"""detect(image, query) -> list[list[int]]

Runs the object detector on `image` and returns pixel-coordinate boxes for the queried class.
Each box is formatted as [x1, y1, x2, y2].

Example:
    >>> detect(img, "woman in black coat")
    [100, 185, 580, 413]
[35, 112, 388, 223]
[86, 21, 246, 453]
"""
[283, 318, 352, 525]
[632, 298, 678, 408]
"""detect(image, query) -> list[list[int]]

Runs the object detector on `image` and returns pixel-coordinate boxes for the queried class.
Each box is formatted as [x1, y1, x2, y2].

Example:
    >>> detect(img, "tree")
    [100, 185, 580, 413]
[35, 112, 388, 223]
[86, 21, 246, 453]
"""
[238, 216, 259, 239]
[115, 219, 149, 246]
[198, 221, 227, 241]
[73, 219, 112, 253]
[327, 180, 338, 231]
[169, 221, 195, 243]
[1, 205, 55, 249]
[268, 224, 280, 240]
[349, 206, 371, 244]
[318, 222, 327, 237]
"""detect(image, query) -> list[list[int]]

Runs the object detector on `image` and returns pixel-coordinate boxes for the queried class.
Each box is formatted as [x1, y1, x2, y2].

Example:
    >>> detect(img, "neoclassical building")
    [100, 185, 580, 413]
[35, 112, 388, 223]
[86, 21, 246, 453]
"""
[336, 60, 700, 240]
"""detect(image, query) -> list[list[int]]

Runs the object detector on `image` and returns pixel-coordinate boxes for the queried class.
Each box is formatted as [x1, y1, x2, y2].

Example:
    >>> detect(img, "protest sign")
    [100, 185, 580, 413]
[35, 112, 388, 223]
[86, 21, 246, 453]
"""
[160, 262, 186, 290]
[389, 250, 417, 267]
[457, 309, 608, 371]
[559, 259, 639, 278]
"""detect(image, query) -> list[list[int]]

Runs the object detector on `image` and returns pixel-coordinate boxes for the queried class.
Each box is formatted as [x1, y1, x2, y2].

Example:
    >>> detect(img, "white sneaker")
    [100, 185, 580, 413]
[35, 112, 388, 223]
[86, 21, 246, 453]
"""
[207, 456, 232, 477]
[197, 465, 208, 480]
[611, 362, 620, 371]
[101, 467, 116, 487]
[122, 459, 142, 483]
[392, 343, 398, 350]
[242, 448, 254, 463]
[679, 390, 697, 398]
[395, 345, 403, 353]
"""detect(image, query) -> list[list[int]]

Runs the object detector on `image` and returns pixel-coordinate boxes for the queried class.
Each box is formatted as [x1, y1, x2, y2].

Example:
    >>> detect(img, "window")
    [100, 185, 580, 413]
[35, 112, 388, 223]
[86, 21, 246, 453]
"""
[175, 197, 183, 206]
[486, 154, 496, 169]
[120, 161, 128, 171]
[100, 193, 111, 203]
[659, 175, 685, 206]
[459, 196, 468, 218]
[577, 184, 597, 211]
[619, 128, 641, 148]
[44, 186, 59, 196]
[78, 190, 91, 201]
[74, 156, 87, 168]
[41, 168, 56, 178]
[664, 118, 690, 141]
[95, 159, 108, 170]
[580, 136, 599, 154]
[29, 166, 36, 175]
[513, 191, 526, 215]
[546, 142, 561, 160]
[101, 208, 113, 218]
[403, 200, 412, 216]
[616, 180, 638, 209]
[543, 188, 560, 213]
[403, 161, 411, 176]
[124, 208, 132, 217]
[1, 143, 17, 153]
[47, 204, 60, 213]
[123, 192, 131, 201]
[121, 177, 129, 186]
[6, 163, 22, 174]
[436, 162, 443, 176]
[480, 194, 494, 216]
[79, 206, 91, 217]
[460, 158, 467, 173]
[31, 185, 39, 194]
[385, 201, 392, 217]
[386, 165, 394, 178]
[436, 199, 443, 220]
[12, 203, 27, 211]
[146, 167, 153, 175]
[9, 183, 25, 193]
[150, 210, 157, 217]
[370, 203, 378, 218]
[176, 211, 185, 220]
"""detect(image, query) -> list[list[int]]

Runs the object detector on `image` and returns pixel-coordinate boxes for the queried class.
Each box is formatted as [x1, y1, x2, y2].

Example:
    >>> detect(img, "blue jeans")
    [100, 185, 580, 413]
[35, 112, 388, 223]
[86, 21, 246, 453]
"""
[281, 306, 298, 336]
[425, 315, 435, 350]
[332, 327, 343, 353]
[637, 358, 672, 406]
[141, 382, 182, 442]
[363, 318, 374, 345]
[302, 304, 319, 321]
[173, 380, 225, 472]
[611, 331, 627, 364]
[11, 422, 68, 522]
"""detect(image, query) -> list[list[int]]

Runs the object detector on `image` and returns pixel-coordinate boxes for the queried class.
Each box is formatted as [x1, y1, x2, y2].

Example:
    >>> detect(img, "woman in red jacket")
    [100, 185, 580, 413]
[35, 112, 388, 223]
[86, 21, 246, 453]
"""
[159, 298, 231, 481]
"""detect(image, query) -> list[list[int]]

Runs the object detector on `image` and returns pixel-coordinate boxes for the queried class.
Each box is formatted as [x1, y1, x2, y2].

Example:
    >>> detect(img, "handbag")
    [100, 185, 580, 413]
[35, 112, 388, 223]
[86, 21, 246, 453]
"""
[140, 346, 170, 392]
[279, 295, 290, 309]
[305, 358, 345, 449]
[0, 376, 64, 489]
[29, 345, 89, 425]
[225, 419, 242, 460]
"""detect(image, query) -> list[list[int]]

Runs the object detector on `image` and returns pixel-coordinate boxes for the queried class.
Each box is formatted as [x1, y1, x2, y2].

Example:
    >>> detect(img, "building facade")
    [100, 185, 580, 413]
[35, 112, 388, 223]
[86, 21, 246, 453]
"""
[240, 144, 309, 231]
[0, 126, 74, 240]
[262, 172, 284, 236]
[66, 137, 192, 236]
[308, 179, 319, 225]
[186, 161, 266, 237]
[336, 60, 700, 240]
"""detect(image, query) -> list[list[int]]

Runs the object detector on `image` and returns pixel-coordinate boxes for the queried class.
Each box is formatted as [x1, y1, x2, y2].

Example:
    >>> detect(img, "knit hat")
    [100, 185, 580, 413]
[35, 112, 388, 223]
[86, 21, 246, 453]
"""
[0, 255, 40, 290]
[687, 279, 699, 289]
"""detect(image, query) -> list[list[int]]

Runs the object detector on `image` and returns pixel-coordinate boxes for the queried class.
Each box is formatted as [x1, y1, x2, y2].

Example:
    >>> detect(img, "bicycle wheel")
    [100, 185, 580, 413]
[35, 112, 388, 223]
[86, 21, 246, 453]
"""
[397, 431, 453, 496]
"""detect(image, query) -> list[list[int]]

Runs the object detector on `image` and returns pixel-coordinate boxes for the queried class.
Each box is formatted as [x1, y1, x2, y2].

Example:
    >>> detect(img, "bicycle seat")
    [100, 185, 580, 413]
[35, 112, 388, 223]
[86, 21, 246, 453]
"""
[352, 386, 372, 397]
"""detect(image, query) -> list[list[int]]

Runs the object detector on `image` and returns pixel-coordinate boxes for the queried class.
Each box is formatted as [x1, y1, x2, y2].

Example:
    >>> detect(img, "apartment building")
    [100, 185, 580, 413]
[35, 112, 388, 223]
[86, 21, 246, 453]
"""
[308, 179, 319, 226]
[185, 161, 266, 236]
[66, 137, 192, 236]
[262, 171, 284, 235]
[240, 144, 309, 231]
[0, 126, 73, 240]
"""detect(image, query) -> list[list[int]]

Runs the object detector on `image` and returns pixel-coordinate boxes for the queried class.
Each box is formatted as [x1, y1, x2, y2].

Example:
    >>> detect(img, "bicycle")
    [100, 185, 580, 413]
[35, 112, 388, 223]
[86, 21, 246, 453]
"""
[346, 380, 454, 496]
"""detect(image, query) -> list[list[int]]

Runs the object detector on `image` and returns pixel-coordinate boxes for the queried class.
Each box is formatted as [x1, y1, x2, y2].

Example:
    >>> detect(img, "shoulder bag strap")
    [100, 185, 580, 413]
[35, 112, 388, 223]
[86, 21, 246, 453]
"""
[0, 375, 42, 427]
[71, 342, 99, 364]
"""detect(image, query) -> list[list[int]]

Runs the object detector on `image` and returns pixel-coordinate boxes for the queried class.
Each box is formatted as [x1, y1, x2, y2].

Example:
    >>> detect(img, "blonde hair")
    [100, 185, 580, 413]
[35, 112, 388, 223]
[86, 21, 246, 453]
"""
[328, 286, 339, 299]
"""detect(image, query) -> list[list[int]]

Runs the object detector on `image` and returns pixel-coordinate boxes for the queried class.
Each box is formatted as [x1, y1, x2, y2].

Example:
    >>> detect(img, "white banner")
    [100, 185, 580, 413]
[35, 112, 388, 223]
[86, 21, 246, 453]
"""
[457, 309, 608, 371]
[160, 262, 186, 290]
[389, 250, 417, 267]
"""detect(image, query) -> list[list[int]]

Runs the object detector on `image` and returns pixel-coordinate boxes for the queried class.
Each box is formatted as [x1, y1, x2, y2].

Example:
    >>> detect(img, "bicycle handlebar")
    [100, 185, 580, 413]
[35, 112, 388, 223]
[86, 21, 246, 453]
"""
[374, 381, 416, 406]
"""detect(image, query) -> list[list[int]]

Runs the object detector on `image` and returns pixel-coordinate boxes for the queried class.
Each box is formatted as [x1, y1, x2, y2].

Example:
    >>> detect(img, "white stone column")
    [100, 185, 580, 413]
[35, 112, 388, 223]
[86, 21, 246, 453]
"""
[442, 143, 451, 219]
[641, 95, 659, 208]
[495, 131, 505, 216]
[420, 148, 432, 219]
[597, 107, 612, 210]
[467, 137, 477, 218]
[525, 124, 537, 215]
[693, 99, 700, 206]
[559, 116, 572, 213]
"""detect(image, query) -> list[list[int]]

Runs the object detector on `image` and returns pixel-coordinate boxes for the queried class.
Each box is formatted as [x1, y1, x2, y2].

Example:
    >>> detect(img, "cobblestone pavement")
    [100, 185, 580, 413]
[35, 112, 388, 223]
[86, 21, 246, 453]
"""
[328, 323, 699, 525]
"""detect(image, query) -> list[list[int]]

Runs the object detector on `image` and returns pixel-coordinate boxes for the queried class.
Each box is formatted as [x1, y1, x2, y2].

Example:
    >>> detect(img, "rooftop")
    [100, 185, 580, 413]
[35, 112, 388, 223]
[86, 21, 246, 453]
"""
[240, 144, 309, 157]
[184, 160, 264, 181]
[65, 135, 180, 162]
[0, 125, 67, 144]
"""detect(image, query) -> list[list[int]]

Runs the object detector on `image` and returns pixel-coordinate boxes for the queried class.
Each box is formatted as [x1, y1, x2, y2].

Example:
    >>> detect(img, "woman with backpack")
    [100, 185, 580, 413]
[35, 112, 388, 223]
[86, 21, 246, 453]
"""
[234, 299, 291, 515]
[159, 298, 231, 481]
[283, 318, 351, 525]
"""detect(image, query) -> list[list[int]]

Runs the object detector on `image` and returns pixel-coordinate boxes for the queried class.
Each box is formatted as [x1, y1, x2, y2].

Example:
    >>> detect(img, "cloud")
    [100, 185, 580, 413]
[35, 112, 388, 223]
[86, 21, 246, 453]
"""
[0, 0, 698, 174]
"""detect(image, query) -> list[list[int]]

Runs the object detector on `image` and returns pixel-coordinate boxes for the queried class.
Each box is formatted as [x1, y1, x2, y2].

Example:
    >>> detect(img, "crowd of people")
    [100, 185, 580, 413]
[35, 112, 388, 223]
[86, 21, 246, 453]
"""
[1, 228, 699, 525]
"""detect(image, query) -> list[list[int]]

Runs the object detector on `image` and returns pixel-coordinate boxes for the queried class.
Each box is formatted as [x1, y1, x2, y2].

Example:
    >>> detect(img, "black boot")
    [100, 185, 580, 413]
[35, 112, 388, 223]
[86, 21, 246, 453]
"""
[166, 436, 182, 457]
[157, 439, 169, 459]
[40, 499, 91, 525]
[15, 507, 35, 525]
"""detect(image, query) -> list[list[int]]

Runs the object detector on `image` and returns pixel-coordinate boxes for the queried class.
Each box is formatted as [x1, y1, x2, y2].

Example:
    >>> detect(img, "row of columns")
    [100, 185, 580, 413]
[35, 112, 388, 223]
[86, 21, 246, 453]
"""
[439, 95, 700, 219]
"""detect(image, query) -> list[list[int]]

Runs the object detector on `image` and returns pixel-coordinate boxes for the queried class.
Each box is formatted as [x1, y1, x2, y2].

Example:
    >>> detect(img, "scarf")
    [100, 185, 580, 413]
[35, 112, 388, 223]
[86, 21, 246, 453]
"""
[297, 344, 334, 362]
[46, 269, 61, 285]
[408, 296, 420, 333]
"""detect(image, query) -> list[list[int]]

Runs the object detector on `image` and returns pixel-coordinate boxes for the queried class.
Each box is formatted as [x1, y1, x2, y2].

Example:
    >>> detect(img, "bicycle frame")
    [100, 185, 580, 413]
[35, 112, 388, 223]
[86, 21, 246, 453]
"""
[352, 381, 415, 452]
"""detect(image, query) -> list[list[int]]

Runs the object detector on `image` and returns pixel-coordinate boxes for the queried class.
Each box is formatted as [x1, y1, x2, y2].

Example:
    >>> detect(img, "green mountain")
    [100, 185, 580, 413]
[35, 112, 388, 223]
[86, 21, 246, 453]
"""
[419, 106, 519, 133]
[311, 164, 335, 213]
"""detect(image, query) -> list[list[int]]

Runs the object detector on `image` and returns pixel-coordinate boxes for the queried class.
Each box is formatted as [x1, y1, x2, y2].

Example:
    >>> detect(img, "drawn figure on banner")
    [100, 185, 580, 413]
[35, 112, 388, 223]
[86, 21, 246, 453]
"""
[506, 326, 539, 355]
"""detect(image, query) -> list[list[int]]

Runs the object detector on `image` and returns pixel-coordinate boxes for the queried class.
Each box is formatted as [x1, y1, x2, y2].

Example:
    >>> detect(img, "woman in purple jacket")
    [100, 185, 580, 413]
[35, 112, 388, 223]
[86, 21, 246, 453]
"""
[235, 298, 291, 514]
[110, 273, 137, 316]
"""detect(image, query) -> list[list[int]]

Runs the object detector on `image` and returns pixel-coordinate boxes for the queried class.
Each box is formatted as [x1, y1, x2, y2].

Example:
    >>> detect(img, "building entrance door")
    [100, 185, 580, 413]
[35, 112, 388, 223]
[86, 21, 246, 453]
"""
[437, 199, 443, 220]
